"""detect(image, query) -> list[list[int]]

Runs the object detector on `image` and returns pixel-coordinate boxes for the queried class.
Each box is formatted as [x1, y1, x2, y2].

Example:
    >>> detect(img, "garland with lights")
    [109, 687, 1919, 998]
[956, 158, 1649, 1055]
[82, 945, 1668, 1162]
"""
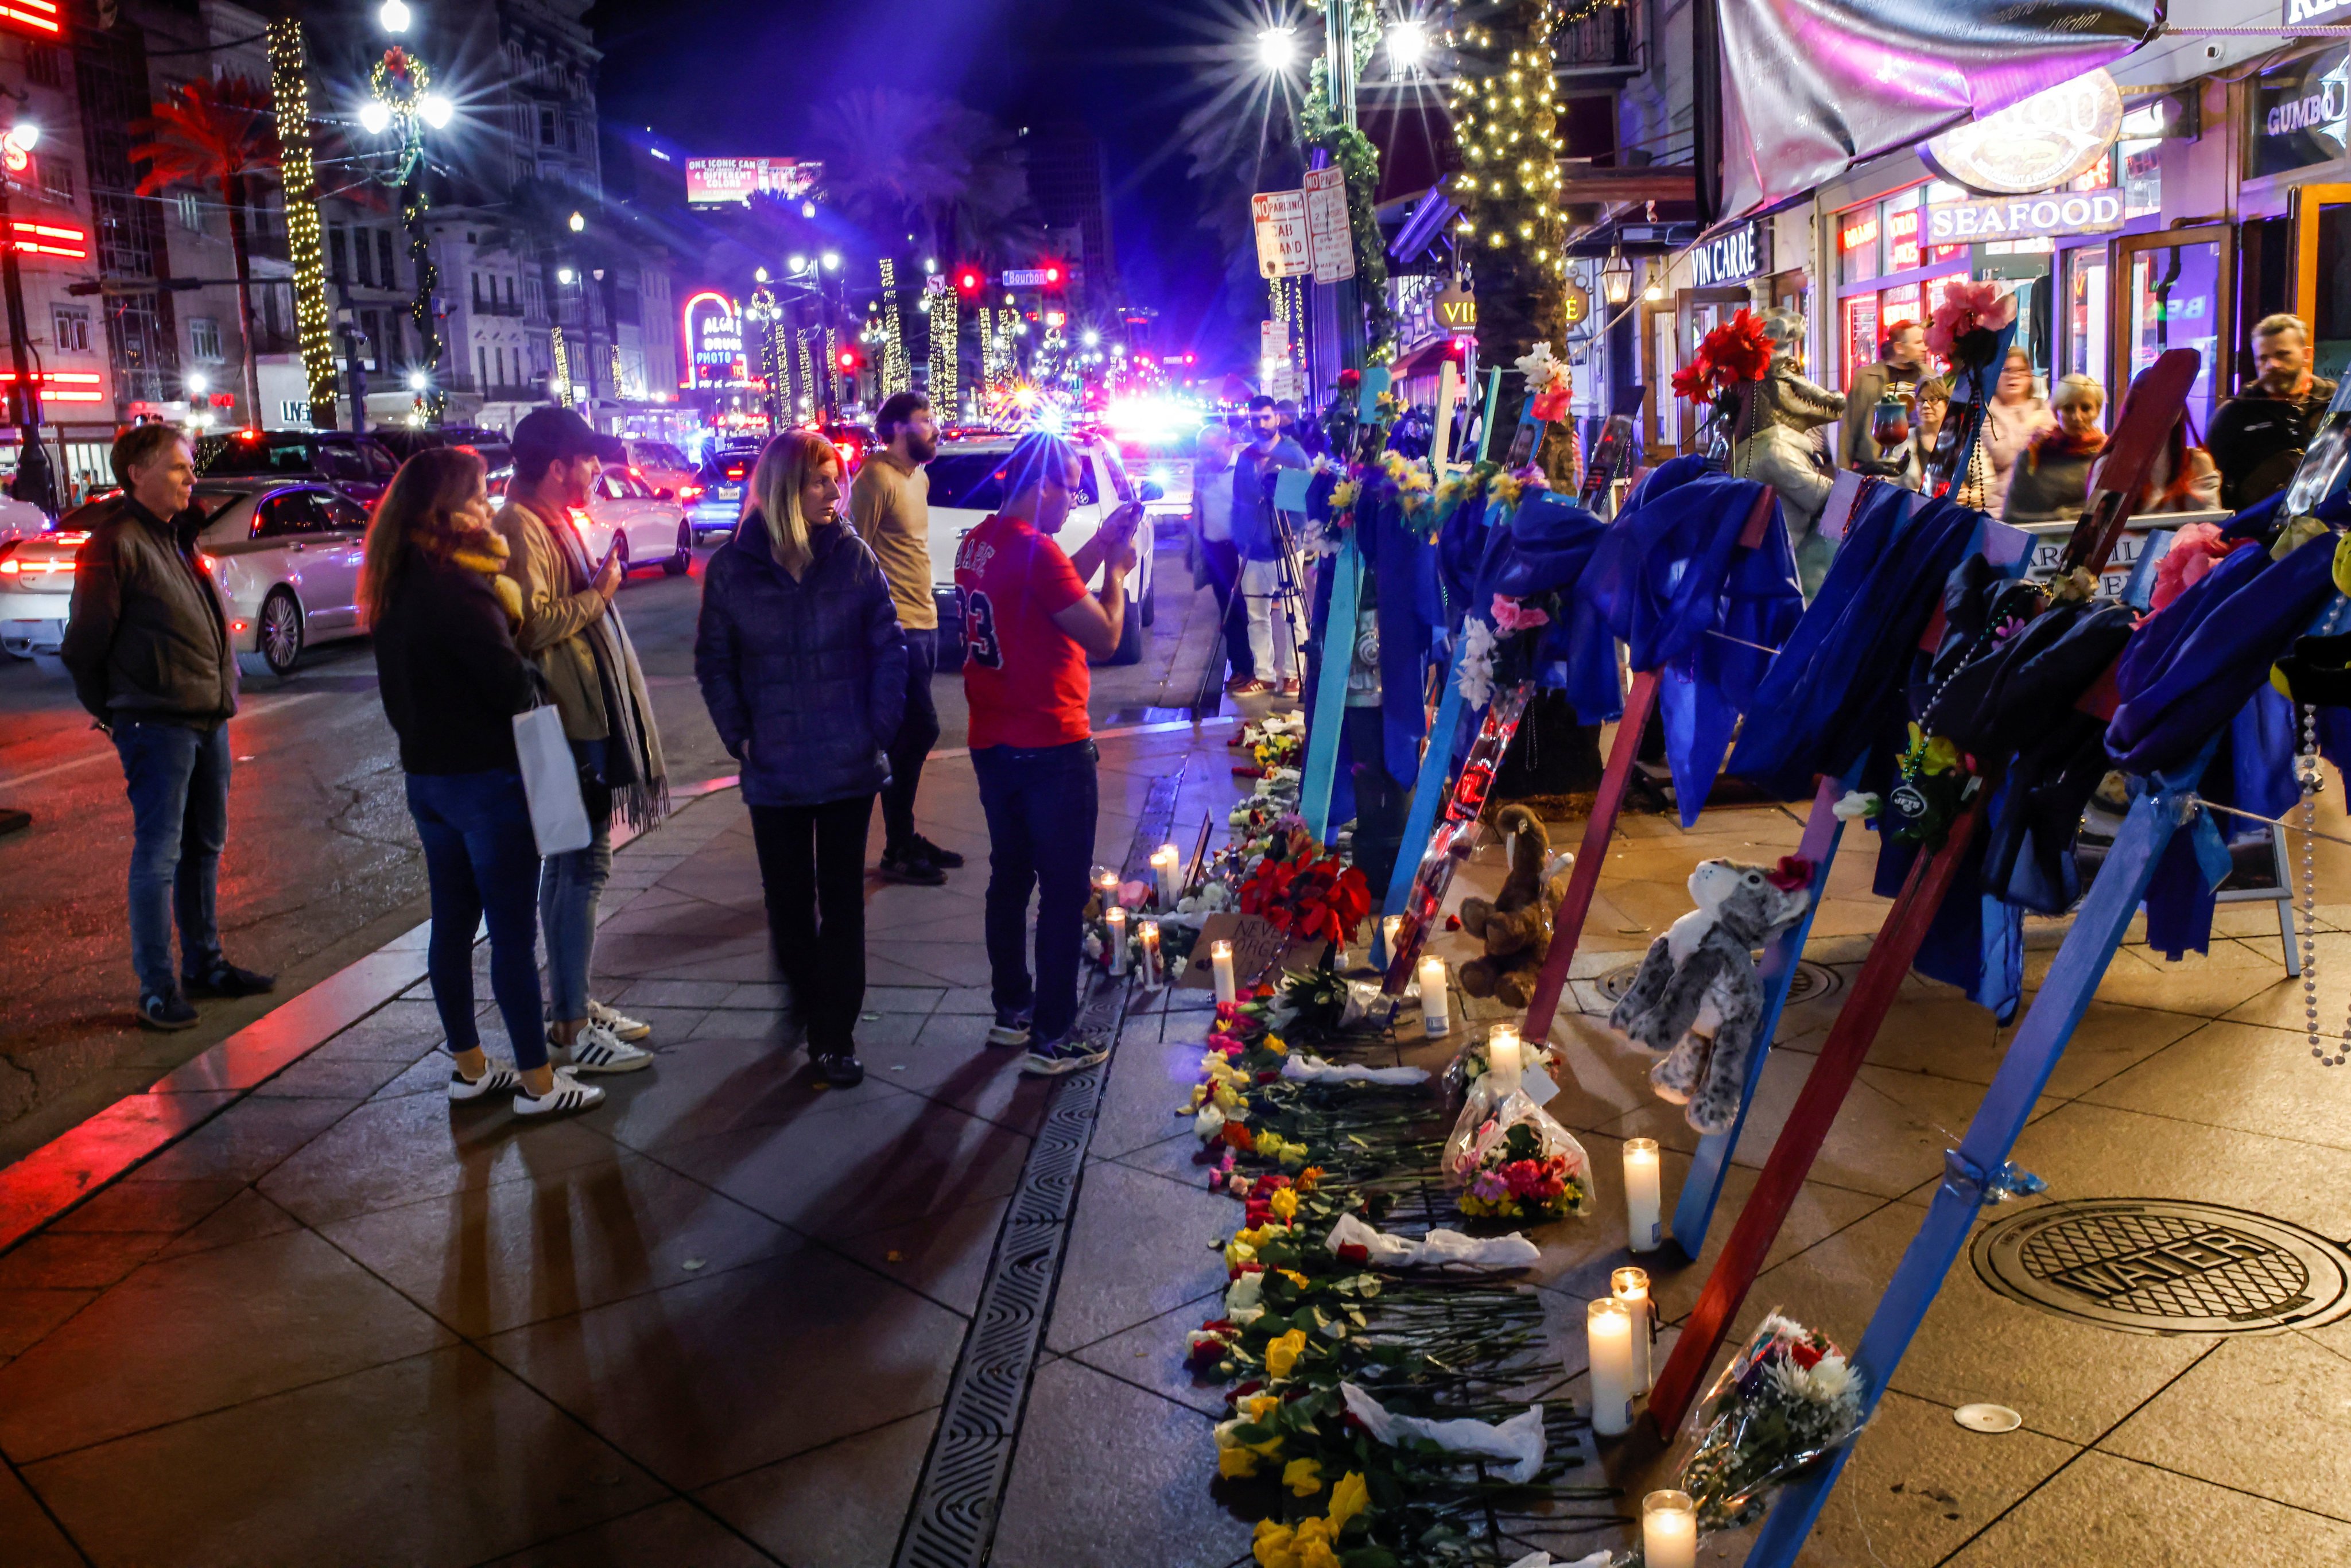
[550, 325, 571, 407]
[796, 328, 815, 420]
[1444, 2, 1571, 461]
[879, 259, 911, 397]
[266, 21, 337, 426]
[368, 47, 444, 422]
[928, 283, 958, 416]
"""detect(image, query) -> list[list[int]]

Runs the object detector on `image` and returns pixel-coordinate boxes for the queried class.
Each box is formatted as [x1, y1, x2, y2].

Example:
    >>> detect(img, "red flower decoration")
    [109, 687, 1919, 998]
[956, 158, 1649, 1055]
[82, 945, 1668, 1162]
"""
[1766, 856, 1814, 892]
[1336, 1242, 1370, 1264]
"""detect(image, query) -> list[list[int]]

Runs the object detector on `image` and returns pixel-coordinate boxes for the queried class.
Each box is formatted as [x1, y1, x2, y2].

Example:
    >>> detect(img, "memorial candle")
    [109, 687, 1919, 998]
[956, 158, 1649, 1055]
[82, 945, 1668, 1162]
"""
[1612, 1266, 1652, 1395]
[1151, 845, 1180, 907]
[1418, 956, 1450, 1034]
[1211, 940, 1236, 1004]
[1104, 906, 1126, 975]
[1138, 920, 1163, 987]
[1642, 1490, 1697, 1568]
[1586, 1297, 1636, 1436]
[1623, 1137, 1663, 1252]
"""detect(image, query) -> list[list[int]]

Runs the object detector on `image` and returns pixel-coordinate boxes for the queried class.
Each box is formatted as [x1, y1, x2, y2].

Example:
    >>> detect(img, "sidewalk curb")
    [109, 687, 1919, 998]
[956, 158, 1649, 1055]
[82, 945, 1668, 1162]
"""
[0, 778, 739, 1254]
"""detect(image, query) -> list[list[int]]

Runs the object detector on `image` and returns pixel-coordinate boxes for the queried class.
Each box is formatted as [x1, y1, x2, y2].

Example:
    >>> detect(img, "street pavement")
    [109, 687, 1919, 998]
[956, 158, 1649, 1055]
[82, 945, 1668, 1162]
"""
[0, 530, 1216, 1165]
[5, 704, 2351, 1564]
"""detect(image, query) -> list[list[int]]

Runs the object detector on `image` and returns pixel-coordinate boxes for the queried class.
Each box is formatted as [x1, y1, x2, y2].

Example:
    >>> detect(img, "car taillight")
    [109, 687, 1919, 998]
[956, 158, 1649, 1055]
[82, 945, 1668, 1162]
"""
[231, 619, 248, 632]
[724, 464, 746, 479]
[0, 556, 17, 575]
[197, 552, 219, 576]
[678, 484, 704, 501]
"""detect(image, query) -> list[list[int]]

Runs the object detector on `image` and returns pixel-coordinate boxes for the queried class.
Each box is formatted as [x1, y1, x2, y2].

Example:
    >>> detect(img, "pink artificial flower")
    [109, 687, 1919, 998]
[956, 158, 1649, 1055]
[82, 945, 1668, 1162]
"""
[1118, 880, 1150, 909]
[1490, 594, 1551, 634]
[1924, 277, 2019, 359]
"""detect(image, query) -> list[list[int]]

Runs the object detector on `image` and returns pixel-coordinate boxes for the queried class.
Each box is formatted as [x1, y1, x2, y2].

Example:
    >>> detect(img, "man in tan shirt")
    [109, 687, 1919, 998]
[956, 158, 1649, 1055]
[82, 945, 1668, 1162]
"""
[849, 390, 959, 884]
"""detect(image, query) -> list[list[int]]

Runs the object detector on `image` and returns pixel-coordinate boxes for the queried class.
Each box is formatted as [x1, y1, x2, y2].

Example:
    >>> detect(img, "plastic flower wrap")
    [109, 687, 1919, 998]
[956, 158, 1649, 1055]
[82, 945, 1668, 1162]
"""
[1925, 277, 2018, 367]
[1678, 1312, 1868, 1533]
[1442, 1044, 1592, 1221]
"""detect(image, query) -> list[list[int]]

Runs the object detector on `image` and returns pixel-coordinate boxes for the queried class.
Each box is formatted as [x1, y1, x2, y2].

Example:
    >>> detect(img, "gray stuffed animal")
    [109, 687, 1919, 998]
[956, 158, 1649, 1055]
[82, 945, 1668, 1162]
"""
[1607, 857, 1813, 1134]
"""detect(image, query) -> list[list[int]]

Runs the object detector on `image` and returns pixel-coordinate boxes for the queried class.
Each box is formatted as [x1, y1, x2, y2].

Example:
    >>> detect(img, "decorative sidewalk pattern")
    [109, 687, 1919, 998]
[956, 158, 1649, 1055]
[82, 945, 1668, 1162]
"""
[4, 721, 2351, 1565]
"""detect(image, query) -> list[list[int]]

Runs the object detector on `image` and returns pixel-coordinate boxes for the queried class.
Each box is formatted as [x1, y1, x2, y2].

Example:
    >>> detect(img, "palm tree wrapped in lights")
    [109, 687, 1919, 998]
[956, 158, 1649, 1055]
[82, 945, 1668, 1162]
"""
[357, 36, 454, 422]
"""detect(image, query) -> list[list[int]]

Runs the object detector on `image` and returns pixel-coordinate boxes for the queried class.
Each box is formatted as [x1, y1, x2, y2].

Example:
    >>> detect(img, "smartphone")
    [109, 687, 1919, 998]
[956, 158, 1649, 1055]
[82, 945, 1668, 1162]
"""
[596, 534, 625, 577]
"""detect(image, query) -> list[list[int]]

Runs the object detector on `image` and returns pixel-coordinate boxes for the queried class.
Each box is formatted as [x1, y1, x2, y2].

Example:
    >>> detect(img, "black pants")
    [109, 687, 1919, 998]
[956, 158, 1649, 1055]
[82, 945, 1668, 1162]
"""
[1202, 538, 1252, 681]
[882, 627, 941, 848]
[972, 740, 1098, 1042]
[749, 794, 875, 1055]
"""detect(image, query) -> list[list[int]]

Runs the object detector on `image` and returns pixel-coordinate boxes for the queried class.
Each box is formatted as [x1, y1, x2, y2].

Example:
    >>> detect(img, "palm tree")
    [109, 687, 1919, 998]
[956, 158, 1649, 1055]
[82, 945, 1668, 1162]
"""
[131, 77, 280, 425]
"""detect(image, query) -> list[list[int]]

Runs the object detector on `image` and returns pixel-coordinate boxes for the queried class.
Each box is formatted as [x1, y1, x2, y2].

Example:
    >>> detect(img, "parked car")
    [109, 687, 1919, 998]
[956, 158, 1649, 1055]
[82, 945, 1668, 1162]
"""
[0, 526, 88, 656]
[189, 480, 375, 676]
[371, 424, 514, 478]
[621, 438, 703, 507]
[193, 429, 402, 504]
[688, 439, 762, 540]
[0, 490, 52, 544]
[926, 433, 1160, 667]
[484, 466, 694, 580]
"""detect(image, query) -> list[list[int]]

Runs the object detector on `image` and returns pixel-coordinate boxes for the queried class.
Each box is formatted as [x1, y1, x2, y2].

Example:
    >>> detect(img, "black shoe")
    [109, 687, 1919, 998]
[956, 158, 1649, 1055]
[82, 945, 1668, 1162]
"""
[905, 833, 965, 870]
[183, 962, 276, 999]
[812, 1050, 866, 1088]
[138, 991, 199, 1031]
[877, 847, 948, 886]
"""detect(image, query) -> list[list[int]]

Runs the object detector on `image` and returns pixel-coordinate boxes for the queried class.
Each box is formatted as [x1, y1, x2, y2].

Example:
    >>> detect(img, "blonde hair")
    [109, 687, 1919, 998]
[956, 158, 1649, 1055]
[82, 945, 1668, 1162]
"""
[2255, 312, 2309, 346]
[2053, 373, 2104, 413]
[748, 429, 840, 577]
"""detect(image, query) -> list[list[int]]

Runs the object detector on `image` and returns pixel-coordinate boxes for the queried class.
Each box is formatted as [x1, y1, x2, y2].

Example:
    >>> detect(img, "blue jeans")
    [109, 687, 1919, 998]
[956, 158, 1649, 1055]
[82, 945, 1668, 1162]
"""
[405, 770, 548, 1070]
[539, 809, 612, 1024]
[112, 719, 230, 999]
[972, 740, 1099, 1042]
[882, 628, 941, 848]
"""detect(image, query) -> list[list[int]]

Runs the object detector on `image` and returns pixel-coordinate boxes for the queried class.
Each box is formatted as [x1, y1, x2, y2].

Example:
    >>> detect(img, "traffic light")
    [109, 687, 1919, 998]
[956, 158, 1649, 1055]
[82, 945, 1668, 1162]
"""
[1040, 258, 1066, 292]
[954, 266, 983, 300]
[836, 346, 860, 372]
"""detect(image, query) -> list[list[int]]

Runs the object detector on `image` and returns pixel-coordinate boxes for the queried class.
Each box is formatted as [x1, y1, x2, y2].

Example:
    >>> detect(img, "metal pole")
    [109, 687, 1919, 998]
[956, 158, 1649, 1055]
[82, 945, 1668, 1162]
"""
[0, 182, 51, 513]
[1324, 0, 1364, 371]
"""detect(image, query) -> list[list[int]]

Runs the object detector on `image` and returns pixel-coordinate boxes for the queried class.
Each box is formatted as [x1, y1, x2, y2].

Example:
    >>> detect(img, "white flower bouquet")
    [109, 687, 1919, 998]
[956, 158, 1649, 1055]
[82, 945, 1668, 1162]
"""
[1677, 1312, 1867, 1533]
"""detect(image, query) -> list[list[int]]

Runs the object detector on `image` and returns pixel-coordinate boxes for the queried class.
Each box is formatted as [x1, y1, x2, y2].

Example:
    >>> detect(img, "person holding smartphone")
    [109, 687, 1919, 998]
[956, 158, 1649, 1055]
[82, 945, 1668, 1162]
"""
[495, 407, 669, 1077]
[955, 431, 1142, 1076]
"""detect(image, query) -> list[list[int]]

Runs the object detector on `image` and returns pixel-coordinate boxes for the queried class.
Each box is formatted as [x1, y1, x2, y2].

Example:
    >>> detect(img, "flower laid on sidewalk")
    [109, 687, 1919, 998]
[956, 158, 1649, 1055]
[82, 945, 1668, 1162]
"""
[1678, 1311, 1868, 1534]
[1236, 826, 1371, 948]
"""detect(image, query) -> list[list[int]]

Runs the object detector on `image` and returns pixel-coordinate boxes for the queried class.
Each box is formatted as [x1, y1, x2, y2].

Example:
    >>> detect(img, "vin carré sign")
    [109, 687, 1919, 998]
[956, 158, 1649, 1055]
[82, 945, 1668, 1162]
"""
[1688, 222, 1769, 289]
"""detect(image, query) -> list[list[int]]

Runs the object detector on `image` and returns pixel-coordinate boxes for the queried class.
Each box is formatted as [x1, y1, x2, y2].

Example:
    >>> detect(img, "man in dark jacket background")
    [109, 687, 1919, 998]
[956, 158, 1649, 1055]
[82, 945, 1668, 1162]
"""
[2209, 313, 2338, 512]
[60, 424, 273, 1030]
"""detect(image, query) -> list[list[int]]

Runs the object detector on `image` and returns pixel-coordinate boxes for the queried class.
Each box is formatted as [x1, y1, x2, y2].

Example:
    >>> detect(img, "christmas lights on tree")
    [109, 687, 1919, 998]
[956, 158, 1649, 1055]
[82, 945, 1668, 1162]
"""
[879, 258, 910, 397]
[927, 279, 957, 417]
[549, 326, 572, 407]
[265, 21, 337, 426]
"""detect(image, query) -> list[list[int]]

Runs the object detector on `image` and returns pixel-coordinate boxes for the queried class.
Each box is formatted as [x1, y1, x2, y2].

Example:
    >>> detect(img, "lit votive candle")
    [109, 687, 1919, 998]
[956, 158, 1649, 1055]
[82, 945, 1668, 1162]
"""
[1093, 868, 1119, 907]
[1151, 845, 1180, 907]
[1485, 1023, 1522, 1090]
[1104, 906, 1127, 975]
[1612, 1266, 1652, 1395]
[1381, 914, 1402, 965]
[1211, 939, 1237, 1004]
[1138, 919, 1163, 987]
[1586, 1297, 1636, 1437]
[1418, 955, 1450, 1035]
[1623, 1137, 1663, 1252]
[1642, 1489, 1698, 1568]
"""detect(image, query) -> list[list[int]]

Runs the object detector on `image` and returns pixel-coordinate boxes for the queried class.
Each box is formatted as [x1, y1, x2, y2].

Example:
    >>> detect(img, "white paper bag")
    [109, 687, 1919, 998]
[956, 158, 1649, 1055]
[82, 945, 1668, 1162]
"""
[513, 704, 592, 856]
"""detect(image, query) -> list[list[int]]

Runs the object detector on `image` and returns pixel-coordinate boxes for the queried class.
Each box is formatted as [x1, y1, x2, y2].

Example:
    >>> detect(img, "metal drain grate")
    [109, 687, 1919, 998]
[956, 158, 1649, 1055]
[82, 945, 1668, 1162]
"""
[1972, 1198, 2351, 1336]
[1595, 956, 1841, 1007]
[893, 764, 1184, 1568]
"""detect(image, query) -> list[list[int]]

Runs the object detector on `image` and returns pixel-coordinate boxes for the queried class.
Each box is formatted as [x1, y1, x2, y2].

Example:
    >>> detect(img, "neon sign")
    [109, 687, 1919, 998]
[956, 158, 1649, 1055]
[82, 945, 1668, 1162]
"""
[681, 290, 747, 387]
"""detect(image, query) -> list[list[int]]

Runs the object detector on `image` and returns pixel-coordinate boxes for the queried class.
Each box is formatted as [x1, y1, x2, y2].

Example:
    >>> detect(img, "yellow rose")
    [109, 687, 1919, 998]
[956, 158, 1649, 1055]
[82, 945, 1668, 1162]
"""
[1268, 1187, 1299, 1221]
[1246, 1394, 1281, 1422]
[1219, 1445, 1260, 1479]
[1213, 1080, 1242, 1110]
[1292, 1516, 1334, 1548]
[1282, 1457, 1324, 1496]
[1264, 1328, 1309, 1379]
[1298, 1539, 1343, 1568]
[1252, 1520, 1301, 1568]
[1277, 1267, 1310, 1288]
[1264, 1034, 1288, 1054]
[1224, 1239, 1257, 1270]
[1328, 1471, 1370, 1533]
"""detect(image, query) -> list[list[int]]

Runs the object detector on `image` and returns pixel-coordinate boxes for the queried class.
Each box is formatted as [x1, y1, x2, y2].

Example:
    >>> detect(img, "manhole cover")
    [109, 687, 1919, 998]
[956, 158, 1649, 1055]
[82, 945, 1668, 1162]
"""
[1595, 957, 1840, 1006]
[1972, 1199, 2351, 1336]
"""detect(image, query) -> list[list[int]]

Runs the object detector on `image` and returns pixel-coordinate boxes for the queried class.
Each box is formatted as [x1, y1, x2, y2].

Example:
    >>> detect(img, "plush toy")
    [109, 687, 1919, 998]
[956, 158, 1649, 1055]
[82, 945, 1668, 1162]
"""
[1457, 804, 1573, 1008]
[1607, 856, 1813, 1134]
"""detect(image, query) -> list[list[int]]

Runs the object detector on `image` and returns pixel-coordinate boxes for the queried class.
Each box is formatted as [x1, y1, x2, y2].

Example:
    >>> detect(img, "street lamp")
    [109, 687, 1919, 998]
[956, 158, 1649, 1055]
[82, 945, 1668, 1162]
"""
[406, 369, 428, 393]
[788, 253, 808, 274]
[185, 371, 207, 396]
[567, 210, 585, 232]
[754, 266, 769, 283]
[418, 92, 452, 128]
[358, 100, 391, 134]
[557, 265, 576, 285]
[1082, 329, 1100, 347]
[1601, 248, 1633, 306]
[1386, 20, 1428, 72]
[821, 251, 840, 271]
[1256, 25, 1298, 71]
[1642, 259, 1665, 302]
[379, 0, 410, 32]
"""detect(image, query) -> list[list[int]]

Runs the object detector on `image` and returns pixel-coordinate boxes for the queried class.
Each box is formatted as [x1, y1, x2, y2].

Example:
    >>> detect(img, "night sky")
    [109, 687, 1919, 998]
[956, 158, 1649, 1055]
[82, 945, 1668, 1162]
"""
[586, 0, 1261, 371]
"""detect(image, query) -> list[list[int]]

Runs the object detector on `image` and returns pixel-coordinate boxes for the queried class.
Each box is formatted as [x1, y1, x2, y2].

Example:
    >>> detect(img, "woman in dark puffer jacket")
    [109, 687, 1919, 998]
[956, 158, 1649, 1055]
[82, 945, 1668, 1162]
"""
[696, 429, 906, 1085]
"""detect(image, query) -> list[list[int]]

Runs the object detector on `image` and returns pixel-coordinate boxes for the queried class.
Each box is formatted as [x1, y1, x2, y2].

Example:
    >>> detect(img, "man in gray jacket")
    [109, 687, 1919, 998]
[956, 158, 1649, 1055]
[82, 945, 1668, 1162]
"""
[1839, 319, 1929, 472]
[61, 424, 273, 1030]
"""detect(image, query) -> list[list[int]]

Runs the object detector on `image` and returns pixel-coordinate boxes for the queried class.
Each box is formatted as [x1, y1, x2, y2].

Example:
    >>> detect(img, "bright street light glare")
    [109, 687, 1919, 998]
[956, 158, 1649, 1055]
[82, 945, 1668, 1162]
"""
[358, 100, 391, 135]
[1387, 20, 1428, 69]
[1082, 329, 1100, 347]
[1256, 26, 1298, 72]
[821, 251, 840, 271]
[567, 211, 585, 232]
[2, 123, 37, 153]
[418, 93, 452, 129]
[557, 266, 576, 284]
[185, 372, 207, 395]
[754, 266, 769, 282]
[800, 200, 816, 218]
[406, 370, 428, 391]
[378, 0, 411, 33]
[788, 253, 808, 273]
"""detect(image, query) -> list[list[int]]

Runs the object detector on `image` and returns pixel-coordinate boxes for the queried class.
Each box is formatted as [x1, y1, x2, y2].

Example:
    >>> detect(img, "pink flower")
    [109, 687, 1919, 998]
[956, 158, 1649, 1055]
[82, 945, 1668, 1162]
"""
[1925, 278, 2018, 359]
[1471, 1170, 1510, 1201]
[1490, 594, 1551, 634]
[1118, 880, 1150, 909]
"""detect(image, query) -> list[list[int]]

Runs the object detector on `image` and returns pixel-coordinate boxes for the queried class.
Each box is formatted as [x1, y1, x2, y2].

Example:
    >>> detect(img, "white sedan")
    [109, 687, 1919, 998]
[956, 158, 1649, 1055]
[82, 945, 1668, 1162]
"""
[486, 466, 695, 581]
[925, 434, 1158, 666]
[0, 525, 87, 655]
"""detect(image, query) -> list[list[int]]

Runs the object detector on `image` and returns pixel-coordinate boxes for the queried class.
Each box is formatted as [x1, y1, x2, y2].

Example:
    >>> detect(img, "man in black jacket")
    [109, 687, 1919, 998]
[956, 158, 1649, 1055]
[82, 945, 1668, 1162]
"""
[2209, 313, 2339, 512]
[60, 425, 273, 1030]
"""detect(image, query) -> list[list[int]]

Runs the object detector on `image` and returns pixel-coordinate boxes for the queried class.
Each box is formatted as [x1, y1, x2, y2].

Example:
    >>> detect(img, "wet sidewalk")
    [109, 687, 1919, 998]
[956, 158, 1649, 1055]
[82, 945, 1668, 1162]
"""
[5, 713, 2351, 1566]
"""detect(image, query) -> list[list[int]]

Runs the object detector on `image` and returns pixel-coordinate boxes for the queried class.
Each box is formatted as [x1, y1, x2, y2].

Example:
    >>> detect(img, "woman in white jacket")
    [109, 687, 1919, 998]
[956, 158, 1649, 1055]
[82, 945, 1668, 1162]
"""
[1980, 349, 2055, 517]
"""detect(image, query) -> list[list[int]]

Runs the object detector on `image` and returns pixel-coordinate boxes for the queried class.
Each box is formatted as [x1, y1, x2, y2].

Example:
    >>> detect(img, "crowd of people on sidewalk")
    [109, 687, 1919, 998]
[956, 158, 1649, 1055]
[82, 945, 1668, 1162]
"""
[1830, 309, 2334, 523]
[61, 397, 1144, 1119]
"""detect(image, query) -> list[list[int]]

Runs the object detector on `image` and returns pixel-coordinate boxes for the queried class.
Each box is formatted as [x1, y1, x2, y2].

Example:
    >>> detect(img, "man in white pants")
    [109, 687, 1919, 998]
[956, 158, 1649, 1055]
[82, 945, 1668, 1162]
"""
[1231, 395, 1309, 698]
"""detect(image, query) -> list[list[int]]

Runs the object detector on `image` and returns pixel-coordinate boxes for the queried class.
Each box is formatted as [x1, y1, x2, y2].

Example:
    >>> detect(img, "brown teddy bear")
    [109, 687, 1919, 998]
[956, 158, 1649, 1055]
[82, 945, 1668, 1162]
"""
[1457, 804, 1573, 1008]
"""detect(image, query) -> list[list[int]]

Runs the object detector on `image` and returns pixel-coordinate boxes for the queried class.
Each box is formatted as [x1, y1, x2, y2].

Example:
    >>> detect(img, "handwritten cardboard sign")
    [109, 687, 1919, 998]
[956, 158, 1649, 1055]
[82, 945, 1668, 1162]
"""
[1180, 912, 1331, 990]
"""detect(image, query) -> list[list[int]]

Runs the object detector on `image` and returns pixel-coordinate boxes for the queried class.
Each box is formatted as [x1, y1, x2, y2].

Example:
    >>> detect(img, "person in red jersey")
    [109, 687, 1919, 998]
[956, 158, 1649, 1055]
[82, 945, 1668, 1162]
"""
[955, 432, 1142, 1076]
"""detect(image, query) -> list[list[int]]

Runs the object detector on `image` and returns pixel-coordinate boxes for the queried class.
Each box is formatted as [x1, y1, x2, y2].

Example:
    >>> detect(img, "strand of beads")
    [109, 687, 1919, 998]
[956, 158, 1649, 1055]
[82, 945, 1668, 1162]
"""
[2299, 704, 2344, 1066]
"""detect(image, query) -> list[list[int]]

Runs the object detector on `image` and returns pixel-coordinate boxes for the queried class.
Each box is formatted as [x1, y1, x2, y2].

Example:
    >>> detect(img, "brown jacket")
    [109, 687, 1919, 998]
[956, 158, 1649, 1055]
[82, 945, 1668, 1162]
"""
[492, 496, 663, 792]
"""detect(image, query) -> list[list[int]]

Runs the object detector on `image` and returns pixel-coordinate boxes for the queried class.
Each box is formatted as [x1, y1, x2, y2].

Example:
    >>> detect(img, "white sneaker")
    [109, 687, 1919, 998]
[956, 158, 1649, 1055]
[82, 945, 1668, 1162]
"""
[513, 1068, 606, 1117]
[587, 999, 652, 1041]
[448, 1062, 522, 1102]
[557, 1022, 655, 1074]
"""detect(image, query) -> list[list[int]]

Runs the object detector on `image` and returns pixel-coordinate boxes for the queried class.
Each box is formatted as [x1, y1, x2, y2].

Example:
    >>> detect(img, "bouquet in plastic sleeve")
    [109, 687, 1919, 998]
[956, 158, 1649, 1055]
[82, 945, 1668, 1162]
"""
[1677, 1312, 1868, 1532]
[1441, 1037, 1593, 1221]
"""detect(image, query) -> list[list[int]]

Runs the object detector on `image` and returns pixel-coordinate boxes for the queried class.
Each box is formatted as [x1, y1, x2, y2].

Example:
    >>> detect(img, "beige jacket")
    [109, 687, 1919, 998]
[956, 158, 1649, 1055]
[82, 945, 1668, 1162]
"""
[494, 496, 618, 741]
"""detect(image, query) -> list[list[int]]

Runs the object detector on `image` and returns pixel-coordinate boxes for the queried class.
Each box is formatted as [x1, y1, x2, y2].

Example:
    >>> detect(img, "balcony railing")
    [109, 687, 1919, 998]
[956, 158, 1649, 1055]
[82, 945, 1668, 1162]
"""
[1555, 1, 1634, 73]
